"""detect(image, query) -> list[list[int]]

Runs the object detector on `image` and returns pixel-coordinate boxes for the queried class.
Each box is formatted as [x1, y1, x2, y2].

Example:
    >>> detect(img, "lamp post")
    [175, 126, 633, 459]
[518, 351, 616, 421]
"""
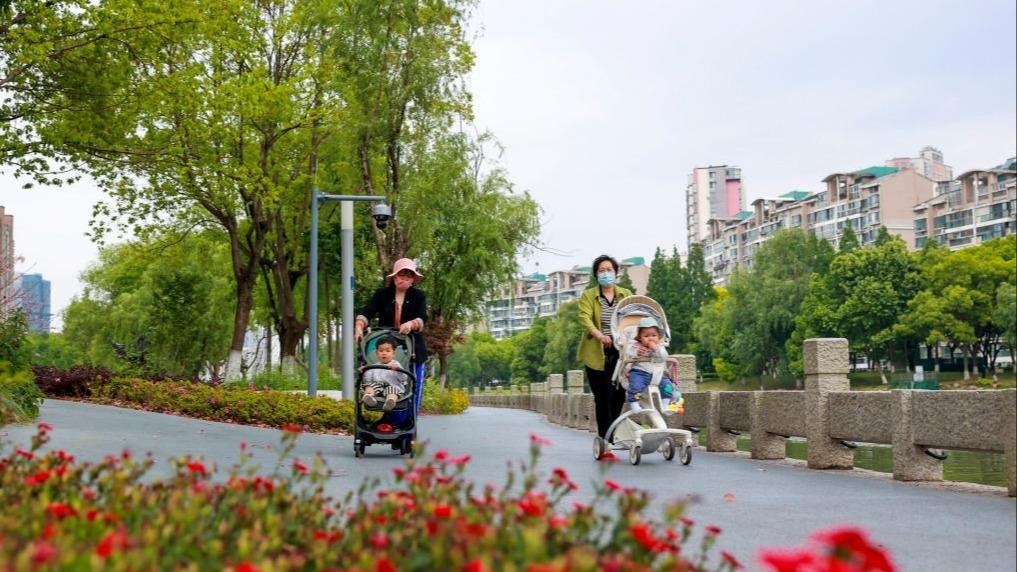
[308, 187, 387, 399]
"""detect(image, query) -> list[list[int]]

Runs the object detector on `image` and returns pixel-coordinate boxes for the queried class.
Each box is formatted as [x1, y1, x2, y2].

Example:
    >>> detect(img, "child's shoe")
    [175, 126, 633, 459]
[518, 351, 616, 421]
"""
[362, 391, 378, 407]
[383, 394, 398, 411]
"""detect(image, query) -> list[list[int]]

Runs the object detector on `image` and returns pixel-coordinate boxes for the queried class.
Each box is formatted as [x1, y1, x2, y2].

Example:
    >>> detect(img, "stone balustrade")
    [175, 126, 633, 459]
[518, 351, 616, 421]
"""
[468, 341, 1017, 496]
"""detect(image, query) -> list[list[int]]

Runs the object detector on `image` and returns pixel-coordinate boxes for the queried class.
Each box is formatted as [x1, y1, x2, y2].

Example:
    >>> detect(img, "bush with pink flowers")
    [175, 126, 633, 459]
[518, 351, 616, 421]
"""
[0, 424, 896, 571]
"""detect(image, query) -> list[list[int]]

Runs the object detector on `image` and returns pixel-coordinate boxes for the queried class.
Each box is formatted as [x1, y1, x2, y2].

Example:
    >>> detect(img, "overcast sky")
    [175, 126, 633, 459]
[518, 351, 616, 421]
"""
[2, 0, 1015, 330]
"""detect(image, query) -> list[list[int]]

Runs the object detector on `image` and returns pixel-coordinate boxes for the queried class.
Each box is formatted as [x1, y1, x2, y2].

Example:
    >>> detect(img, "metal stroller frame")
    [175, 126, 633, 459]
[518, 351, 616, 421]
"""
[593, 296, 694, 466]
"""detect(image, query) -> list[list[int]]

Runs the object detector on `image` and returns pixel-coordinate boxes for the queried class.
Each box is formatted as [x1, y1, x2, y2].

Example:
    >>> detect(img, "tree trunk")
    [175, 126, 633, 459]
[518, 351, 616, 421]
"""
[225, 262, 256, 381]
[265, 326, 273, 372]
[325, 274, 333, 373]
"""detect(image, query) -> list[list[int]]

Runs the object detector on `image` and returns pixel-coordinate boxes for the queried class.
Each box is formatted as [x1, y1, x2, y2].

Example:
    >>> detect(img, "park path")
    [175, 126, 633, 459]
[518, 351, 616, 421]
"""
[3, 400, 1015, 572]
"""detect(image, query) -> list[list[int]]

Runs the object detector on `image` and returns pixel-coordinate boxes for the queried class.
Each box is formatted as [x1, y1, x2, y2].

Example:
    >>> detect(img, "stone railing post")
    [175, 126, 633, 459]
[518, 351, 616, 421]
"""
[674, 354, 697, 394]
[804, 338, 853, 469]
[566, 370, 585, 394]
[750, 392, 785, 459]
[565, 370, 585, 428]
[706, 392, 737, 452]
[892, 390, 943, 481]
[549, 374, 564, 423]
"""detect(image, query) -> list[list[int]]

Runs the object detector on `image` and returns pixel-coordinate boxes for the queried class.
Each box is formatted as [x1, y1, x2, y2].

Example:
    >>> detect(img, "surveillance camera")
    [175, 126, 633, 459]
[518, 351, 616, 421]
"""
[371, 203, 392, 229]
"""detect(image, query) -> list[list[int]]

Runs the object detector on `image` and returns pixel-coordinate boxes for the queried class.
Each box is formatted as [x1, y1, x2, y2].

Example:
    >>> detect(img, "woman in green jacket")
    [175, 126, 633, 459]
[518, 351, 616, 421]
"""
[577, 254, 632, 438]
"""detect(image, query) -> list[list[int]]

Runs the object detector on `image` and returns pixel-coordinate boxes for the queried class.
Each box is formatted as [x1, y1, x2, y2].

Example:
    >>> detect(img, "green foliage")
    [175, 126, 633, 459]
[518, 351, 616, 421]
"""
[419, 378, 469, 415]
[247, 368, 342, 392]
[540, 300, 583, 377]
[838, 225, 860, 253]
[996, 282, 1017, 354]
[646, 245, 715, 353]
[0, 363, 43, 424]
[91, 378, 355, 433]
[446, 333, 513, 388]
[510, 318, 550, 383]
[712, 357, 738, 383]
[61, 232, 234, 378]
[26, 332, 83, 369]
[0, 310, 30, 370]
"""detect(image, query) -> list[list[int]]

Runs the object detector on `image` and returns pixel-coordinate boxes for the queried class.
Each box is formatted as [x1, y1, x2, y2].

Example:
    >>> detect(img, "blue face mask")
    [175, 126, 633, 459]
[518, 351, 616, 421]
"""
[597, 272, 616, 286]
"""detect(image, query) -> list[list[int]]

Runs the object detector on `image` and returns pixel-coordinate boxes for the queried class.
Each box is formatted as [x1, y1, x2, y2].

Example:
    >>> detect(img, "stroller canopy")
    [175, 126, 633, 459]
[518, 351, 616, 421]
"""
[610, 295, 671, 351]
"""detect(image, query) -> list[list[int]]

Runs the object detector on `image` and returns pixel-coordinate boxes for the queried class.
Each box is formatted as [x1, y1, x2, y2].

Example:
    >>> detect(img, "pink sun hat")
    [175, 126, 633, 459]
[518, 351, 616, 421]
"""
[386, 258, 425, 285]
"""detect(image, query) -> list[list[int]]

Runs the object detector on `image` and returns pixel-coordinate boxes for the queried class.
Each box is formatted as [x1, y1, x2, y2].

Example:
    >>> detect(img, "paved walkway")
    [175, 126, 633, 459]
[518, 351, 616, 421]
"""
[3, 401, 1015, 571]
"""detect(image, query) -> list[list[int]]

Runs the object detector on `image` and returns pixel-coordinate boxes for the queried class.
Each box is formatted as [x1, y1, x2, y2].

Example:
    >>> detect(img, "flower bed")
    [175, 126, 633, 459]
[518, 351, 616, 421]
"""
[0, 365, 43, 424]
[90, 378, 355, 433]
[0, 424, 895, 571]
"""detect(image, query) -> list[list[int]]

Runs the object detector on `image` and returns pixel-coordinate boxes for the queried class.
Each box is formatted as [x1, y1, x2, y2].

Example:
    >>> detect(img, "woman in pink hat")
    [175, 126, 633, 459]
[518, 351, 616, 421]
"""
[355, 258, 428, 416]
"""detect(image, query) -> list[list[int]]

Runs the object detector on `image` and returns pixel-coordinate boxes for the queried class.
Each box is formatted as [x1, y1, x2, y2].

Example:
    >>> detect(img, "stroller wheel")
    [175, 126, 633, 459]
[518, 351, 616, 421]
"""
[680, 444, 692, 466]
[661, 438, 676, 461]
[354, 443, 365, 458]
[400, 438, 414, 457]
[629, 445, 642, 466]
[593, 436, 607, 461]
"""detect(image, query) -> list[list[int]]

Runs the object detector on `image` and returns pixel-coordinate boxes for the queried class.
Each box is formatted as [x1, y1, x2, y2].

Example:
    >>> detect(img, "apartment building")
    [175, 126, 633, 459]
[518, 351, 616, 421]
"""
[913, 157, 1016, 250]
[701, 167, 936, 284]
[484, 258, 649, 340]
[686, 165, 745, 247]
[885, 146, 954, 182]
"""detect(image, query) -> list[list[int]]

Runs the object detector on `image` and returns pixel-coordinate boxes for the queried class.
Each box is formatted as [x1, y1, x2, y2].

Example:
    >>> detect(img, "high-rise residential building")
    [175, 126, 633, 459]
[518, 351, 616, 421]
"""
[686, 165, 744, 247]
[701, 167, 936, 284]
[0, 206, 14, 314]
[885, 146, 954, 182]
[913, 157, 1016, 250]
[484, 258, 649, 340]
[18, 273, 51, 333]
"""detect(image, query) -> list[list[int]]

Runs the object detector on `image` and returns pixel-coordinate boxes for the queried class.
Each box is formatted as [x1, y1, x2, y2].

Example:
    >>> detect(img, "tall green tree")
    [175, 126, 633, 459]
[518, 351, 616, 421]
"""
[541, 300, 583, 377]
[510, 318, 549, 384]
[996, 282, 1017, 362]
[838, 225, 860, 253]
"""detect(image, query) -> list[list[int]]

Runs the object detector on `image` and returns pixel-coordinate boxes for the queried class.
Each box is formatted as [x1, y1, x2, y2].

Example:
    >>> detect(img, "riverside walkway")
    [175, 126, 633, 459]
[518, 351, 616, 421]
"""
[4, 399, 1015, 572]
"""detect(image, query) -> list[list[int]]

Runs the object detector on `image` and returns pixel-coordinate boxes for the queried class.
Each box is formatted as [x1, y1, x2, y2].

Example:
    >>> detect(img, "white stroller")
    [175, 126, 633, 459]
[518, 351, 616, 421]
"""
[593, 296, 694, 466]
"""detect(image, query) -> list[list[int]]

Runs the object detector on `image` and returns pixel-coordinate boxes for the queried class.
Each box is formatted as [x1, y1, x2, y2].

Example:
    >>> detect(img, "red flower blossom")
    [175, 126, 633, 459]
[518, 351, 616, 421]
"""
[234, 562, 260, 572]
[705, 525, 723, 536]
[463, 559, 489, 572]
[517, 491, 548, 516]
[433, 504, 452, 519]
[16, 448, 34, 460]
[292, 459, 309, 474]
[449, 455, 472, 465]
[434, 449, 449, 461]
[281, 423, 303, 434]
[86, 509, 100, 522]
[629, 522, 667, 553]
[758, 548, 817, 572]
[679, 517, 695, 527]
[376, 558, 397, 572]
[32, 541, 57, 564]
[45, 502, 78, 519]
[721, 550, 743, 569]
[529, 433, 552, 446]
[603, 479, 621, 491]
[55, 450, 74, 463]
[370, 533, 389, 549]
[552, 467, 570, 481]
[322, 505, 336, 517]
[95, 530, 130, 558]
[41, 522, 55, 539]
[186, 461, 207, 476]
[811, 526, 896, 572]
[37, 422, 54, 433]
[549, 515, 567, 529]
[24, 469, 52, 486]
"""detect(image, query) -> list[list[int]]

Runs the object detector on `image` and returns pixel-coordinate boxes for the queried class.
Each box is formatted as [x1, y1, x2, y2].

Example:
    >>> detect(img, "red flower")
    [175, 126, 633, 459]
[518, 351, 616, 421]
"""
[603, 479, 621, 491]
[86, 509, 100, 522]
[679, 517, 695, 527]
[186, 461, 207, 476]
[449, 455, 472, 465]
[434, 449, 449, 461]
[529, 433, 552, 446]
[758, 548, 817, 572]
[45, 502, 78, 519]
[16, 448, 34, 460]
[463, 559, 489, 572]
[55, 450, 74, 464]
[629, 522, 667, 553]
[552, 467, 570, 481]
[32, 541, 57, 564]
[38, 422, 54, 433]
[721, 550, 743, 569]
[370, 533, 389, 549]
[292, 459, 309, 474]
[24, 469, 52, 486]
[234, 562, 260, 572]
[525, 564, 564, 572]
[705, 525, 723, 536]
[549, 515, 567, 529]
[811, 526, 896, 572]
[376, 558, 397, 572]
[281, 423, 303, 433]
[517, 491, 548, 516]
[95, 530, 130, 558]
[433, 504, 452, 519]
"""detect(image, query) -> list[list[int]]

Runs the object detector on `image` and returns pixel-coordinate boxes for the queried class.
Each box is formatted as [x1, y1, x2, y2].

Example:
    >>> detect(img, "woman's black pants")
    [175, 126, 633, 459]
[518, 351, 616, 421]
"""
[586, 348, 624, 439]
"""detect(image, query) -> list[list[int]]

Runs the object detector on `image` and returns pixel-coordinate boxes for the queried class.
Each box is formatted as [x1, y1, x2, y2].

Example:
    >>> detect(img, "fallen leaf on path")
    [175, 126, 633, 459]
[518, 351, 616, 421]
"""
[723, 493, 735, 502]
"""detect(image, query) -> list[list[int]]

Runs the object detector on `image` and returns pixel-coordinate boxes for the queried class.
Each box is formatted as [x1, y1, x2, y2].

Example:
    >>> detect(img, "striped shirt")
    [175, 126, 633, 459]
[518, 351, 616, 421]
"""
[599, 291, 617, 337]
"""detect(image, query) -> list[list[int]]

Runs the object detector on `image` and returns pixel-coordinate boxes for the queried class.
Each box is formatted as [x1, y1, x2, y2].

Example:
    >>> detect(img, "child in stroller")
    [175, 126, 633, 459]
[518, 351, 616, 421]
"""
[360, 336, 409, 411]
[624, 317, 680, 412]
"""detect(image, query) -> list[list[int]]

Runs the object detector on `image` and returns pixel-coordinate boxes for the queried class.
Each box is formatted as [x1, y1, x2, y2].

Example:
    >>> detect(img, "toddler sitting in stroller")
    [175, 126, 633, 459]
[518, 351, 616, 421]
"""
[625, 317, 680, 412]
[360, 337, 408, 411]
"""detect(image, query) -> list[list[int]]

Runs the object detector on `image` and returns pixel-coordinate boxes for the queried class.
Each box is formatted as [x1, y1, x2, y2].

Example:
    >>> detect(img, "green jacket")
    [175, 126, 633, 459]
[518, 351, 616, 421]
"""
[576, 285, 633, 371]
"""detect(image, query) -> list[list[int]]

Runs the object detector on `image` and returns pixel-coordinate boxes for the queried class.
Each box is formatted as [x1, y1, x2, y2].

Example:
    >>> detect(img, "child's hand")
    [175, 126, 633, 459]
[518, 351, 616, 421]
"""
[358, 366, 365, 373]
[389, 363, 398, 371]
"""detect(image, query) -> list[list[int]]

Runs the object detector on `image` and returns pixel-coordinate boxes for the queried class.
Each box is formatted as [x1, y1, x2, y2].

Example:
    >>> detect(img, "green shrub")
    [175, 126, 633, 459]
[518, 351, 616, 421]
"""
[419, 378, 470, 415]
[246, 366, 342, 391]
[0, 363, 44, 424]
[91, 378, 354, 433]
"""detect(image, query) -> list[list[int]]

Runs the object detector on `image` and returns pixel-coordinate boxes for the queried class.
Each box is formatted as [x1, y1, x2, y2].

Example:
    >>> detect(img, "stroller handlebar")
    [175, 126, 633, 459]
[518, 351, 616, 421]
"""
[359, 363, 418, 383]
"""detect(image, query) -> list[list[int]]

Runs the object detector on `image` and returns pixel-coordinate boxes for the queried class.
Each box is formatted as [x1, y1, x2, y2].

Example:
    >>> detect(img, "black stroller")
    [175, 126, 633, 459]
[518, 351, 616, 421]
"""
[353, 328, 418, 458]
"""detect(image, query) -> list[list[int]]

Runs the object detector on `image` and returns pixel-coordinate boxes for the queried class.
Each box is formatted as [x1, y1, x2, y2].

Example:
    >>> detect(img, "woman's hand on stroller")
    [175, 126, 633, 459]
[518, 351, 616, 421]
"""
[594, 331, 612, 347]
[398, 320, 416, 335]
